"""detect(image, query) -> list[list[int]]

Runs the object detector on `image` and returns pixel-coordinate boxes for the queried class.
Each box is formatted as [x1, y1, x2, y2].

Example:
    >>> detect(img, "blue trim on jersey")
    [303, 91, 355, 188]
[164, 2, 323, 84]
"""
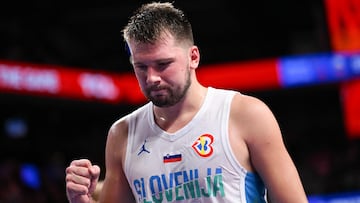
[245, 172, 267, 202]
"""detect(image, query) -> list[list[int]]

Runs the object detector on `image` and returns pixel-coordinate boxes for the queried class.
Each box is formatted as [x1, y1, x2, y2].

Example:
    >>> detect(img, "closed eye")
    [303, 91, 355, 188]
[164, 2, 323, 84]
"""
[134, 64, 147, 72]
[157, 61, 172, 70]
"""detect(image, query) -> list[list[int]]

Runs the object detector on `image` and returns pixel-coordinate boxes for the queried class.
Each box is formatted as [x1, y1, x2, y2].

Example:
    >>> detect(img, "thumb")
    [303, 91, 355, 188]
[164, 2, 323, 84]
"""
[88, 165, 101, 194]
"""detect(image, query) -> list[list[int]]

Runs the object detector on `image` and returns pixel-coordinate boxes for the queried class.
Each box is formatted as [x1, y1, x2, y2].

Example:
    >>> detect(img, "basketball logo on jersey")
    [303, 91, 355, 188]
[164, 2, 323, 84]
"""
[192, 134, 214, 157]
[138, 139, 150, 156]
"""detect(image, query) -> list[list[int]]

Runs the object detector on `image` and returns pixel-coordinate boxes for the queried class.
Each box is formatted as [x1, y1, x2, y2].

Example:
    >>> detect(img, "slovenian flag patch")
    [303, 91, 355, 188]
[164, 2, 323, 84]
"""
[163, 154, 182, 163]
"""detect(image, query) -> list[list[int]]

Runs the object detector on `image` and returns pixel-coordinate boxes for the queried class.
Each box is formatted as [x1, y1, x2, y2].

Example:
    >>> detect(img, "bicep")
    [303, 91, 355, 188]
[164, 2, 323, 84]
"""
[99, 120, 135, 203]
[242, 97, 307, 202]
[247, 102, 290, 179]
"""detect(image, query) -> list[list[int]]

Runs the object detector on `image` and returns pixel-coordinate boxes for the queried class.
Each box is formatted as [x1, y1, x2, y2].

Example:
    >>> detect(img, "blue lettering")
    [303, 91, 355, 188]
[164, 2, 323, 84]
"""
[207, 168, 212, 176]
[183, 170, 189, 183]
[134, 179, 142, 197]
[174, 171, 182, 186]
[161, 173, 173, 190]
[183, 169, 198, 183]
[150, 176, 162, 194]
[142, 178, 146, 197]
[136, 168, 224, 202]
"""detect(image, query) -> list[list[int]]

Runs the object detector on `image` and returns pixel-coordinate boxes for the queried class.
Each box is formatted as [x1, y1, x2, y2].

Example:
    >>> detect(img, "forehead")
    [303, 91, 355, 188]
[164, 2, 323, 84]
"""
[128, 34, 186, 62]
[129, 31, 175, 50]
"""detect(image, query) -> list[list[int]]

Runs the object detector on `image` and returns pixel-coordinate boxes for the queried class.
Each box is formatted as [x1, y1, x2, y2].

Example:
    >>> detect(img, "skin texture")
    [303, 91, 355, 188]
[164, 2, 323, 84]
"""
[65, 3, 308, 203]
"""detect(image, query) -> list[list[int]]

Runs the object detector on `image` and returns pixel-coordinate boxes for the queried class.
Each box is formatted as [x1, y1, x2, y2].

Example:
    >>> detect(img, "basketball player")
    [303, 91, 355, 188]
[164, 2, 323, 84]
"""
[65, 2, 308, 202]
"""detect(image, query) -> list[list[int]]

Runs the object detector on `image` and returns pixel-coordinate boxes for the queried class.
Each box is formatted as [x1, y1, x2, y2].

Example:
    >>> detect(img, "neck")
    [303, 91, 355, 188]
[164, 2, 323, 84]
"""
[153, 85, 208, 131]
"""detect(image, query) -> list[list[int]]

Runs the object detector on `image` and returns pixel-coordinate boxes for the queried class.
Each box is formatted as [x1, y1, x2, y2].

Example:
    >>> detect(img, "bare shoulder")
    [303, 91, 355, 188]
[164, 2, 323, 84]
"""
[105, 115, 130, 164]
[108, 116, 129, 140]
[231, 93, 276, 124]
[230, 93, 281, 142]
[231, 93, 308, 202]
[101, 115, 135, 202]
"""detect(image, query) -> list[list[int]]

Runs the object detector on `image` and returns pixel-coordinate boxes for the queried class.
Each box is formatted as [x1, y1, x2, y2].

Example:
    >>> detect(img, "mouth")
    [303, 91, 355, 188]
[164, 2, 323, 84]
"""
[151, 89, 167, 96]
[147, 86, 167, 96]
[149, 85, 165, 91]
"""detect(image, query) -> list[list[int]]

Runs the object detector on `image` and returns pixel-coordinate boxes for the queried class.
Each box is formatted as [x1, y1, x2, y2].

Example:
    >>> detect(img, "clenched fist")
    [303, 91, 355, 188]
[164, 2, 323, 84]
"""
[65, 159, 101, 203]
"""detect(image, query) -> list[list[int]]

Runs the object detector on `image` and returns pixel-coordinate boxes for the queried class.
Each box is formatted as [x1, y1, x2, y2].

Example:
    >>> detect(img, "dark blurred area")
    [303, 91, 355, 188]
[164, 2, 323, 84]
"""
[0, 0, 330, 71]
[0, 0, 359, 202]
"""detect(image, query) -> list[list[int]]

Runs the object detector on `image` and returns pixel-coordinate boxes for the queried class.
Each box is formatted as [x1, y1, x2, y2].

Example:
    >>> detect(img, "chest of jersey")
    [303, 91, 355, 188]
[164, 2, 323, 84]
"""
[124, 88, 266, 203]
[128, 116, 227, 201]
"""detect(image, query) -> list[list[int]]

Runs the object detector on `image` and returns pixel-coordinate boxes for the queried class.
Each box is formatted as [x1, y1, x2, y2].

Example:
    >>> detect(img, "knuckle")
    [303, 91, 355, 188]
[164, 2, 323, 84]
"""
[66, 182, 88, 195]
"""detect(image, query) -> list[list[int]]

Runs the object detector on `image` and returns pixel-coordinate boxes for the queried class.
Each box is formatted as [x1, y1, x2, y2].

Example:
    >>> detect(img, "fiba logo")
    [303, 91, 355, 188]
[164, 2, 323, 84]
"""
[192, 134, 214, 157]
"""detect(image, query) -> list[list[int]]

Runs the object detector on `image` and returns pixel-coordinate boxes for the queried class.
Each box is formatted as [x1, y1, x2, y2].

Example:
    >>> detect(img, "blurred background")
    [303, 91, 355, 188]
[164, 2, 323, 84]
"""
[0, 0, 360, 202]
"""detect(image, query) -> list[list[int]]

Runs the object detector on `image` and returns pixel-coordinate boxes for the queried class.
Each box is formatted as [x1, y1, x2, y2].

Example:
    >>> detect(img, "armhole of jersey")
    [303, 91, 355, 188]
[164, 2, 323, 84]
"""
[221, 91, 248, 176]
[124, 114, 133, 179]
[221, 91, 268, 202]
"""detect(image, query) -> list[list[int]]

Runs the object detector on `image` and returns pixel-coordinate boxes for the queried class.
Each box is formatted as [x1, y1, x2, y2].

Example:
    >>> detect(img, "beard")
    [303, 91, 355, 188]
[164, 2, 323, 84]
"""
[144, 71, 191, 107]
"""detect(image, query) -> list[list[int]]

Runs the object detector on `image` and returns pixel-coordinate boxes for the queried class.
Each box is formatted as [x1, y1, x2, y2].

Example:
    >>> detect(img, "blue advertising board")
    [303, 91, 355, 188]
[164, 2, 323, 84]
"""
[278, 52, 360, 88]
[308, 191, 360, 203]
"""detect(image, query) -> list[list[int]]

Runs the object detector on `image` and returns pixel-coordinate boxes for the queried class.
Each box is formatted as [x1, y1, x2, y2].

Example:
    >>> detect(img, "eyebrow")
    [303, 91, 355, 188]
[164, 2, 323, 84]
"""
[132, 58, 174, 66]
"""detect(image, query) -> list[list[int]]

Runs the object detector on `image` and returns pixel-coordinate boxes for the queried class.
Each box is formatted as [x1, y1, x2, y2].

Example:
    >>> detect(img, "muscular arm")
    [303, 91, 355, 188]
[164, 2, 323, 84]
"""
[98, 117, 135, 203]
[231, 94, 308, 202]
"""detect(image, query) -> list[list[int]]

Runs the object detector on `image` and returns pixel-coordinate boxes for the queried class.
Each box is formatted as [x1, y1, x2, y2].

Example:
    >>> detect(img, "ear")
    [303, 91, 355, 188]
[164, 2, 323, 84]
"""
[189, 46, 200, 69]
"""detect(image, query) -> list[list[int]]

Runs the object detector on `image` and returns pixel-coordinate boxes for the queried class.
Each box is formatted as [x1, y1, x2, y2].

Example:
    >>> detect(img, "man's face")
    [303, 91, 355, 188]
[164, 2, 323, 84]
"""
[128, 34, 192, 107]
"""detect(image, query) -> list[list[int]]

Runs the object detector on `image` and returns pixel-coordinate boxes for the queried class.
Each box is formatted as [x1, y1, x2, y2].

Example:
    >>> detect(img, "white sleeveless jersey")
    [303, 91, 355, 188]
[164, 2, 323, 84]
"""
[124, 87, 267, 203]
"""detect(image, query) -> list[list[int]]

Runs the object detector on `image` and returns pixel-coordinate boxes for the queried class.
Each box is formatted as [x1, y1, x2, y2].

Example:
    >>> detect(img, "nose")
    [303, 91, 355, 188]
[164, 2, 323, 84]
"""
[146, 66, 161, 85]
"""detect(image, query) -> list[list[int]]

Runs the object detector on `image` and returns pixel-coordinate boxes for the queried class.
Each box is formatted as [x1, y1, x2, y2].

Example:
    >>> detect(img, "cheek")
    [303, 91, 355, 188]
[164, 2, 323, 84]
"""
[162, 69, 179, 83]
[170, 62, 188, 76]
[176, 65, 190, 80]
[134, 72, 146, 86]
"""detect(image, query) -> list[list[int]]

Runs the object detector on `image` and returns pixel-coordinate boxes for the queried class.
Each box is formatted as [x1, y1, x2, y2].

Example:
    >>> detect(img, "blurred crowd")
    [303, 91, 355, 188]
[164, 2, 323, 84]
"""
[0, 154, 67, 203]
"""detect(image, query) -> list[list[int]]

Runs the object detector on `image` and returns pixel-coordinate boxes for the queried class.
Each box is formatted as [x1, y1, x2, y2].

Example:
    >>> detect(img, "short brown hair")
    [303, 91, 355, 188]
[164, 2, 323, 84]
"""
[122, 2, 194, 46]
